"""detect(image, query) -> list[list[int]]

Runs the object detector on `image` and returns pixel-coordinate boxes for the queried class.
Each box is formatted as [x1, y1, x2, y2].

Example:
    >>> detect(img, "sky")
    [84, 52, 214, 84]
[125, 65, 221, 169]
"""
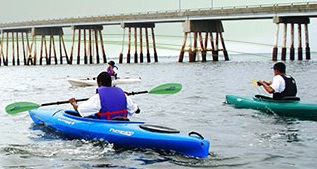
[0, 0, 315, 57]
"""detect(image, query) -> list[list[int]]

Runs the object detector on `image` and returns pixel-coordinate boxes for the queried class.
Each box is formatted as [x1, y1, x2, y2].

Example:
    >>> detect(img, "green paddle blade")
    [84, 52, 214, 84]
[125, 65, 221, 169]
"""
[148, 83, 182, 94]
[5, 102, 40, 114]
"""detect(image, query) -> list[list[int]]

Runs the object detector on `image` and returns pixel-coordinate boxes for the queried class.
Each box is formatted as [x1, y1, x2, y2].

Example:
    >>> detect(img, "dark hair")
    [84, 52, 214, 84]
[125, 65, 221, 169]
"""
[97, 72, 112, 87]
[108, 61, 115, 66]
[273, 62, 286, 73]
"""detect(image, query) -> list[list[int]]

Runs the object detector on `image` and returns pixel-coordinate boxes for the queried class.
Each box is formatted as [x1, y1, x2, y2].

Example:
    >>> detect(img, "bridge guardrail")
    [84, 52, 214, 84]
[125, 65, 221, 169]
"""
[1, 1, 317, 29]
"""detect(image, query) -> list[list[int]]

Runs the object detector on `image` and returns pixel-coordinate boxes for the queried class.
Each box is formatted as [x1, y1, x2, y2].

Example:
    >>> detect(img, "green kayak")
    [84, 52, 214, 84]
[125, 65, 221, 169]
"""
[225, 94, 317, 121]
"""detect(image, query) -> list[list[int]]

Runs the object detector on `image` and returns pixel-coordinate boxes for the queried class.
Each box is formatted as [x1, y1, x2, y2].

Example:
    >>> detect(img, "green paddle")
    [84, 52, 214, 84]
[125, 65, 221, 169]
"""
[5, 83, 182, 115]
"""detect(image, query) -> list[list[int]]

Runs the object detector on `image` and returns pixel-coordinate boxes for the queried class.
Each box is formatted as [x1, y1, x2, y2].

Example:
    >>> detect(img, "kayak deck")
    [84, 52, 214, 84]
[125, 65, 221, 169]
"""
[225, 94, 317, 121]
[67, 77, 141, 87]
[28, 108, 210, 158]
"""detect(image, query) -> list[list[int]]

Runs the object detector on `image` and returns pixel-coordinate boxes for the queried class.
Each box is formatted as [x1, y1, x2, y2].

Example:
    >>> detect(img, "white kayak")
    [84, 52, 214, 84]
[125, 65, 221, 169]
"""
[67, 77, 141, 87]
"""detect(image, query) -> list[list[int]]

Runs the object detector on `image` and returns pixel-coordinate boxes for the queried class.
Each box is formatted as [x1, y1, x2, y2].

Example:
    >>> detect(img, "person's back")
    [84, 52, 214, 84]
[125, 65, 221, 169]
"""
[257, 62, 297, 100]
[273, 74, 297, 100]
[95, 86, 128, 120]
[69, 72, 140, 119]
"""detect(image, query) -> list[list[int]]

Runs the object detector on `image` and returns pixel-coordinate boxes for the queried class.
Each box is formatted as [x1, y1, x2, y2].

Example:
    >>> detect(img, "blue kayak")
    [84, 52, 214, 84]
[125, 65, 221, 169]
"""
[28, 108, 210, 158]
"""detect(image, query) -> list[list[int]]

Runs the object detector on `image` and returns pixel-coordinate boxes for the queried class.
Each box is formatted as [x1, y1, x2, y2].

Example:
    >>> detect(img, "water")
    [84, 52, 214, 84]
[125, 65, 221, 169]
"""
[1, 55, 317, 169]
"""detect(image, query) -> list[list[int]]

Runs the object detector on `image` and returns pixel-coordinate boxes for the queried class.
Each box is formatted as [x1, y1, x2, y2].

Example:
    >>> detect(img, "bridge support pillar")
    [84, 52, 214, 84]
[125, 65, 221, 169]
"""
[0, 29, 31, 66]
[273, 16, 310, 61]
[69, 25, 107, 64]
[179, 20, 229, 62]
[30, 27, 69, 65]
[119, 23, 157, 64]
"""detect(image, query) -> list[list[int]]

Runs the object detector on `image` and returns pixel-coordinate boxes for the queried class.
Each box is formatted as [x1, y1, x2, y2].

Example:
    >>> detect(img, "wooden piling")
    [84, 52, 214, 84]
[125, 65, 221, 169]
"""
[69, 28, 75, 64]
[281, 24, 287, 61]
[21, 32, 26, 65]
[11, 32, 15, 65]
[77, 29, 81, 64]
[189, 32, 197, 62]
[16, 32, 20, 65]
[151, 27, 158, 62]
[59, 35, 69, 64]
[26, 33, 34, 65]
[272, 23, 279, 61]
[178, 32, 187, 62]
[297, 24, 303, 60]
[39, 35, 48, 65]
[127, 27, 131, 63]
[89, 29, 93, 64]
[99, 29, 107, 63]
[219, 32, 229, 61]
[198, 32, 206, 62]
[119, 28, 125, 64]
[203, 33, 208, 62]
[304, 23, 310, 60]
[94, 29, 100, 64]
[0, 31, 4, 66]
[145, 28, 151, 62]
[210, 32, 216, 61]
[213, 32, 219, 61]
[139, 28, 143, 63]
[50, 35, 58, 64]
[290, 23, 295, 60]
[83, 29, 87, 64]
[134, 27, 138, 63]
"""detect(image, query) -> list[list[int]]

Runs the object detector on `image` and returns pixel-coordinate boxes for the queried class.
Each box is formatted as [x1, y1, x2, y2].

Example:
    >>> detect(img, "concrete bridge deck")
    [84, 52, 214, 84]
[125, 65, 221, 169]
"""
[0, 1, 317, 29]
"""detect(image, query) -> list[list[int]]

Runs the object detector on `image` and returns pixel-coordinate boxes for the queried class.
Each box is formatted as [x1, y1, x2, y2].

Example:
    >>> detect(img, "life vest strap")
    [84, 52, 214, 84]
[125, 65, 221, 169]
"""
[96, 109, 127, 120]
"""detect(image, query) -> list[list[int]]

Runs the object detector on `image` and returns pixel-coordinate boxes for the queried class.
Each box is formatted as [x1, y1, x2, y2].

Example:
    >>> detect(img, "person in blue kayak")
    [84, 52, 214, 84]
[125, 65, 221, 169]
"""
[107, 60, 118, 79]
[257, 62, 297, 100]
[69, 72, 140, 120]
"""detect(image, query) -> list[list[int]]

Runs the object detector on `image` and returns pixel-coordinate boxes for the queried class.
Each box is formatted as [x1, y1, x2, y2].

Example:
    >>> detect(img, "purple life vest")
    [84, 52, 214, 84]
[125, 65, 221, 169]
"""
[95, 86, 127, 120]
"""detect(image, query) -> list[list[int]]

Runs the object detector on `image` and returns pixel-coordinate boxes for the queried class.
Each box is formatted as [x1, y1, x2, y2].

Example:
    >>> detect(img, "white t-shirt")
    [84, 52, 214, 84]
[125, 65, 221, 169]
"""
[77, 94, 138, 117]
[270, 75, 285, 93]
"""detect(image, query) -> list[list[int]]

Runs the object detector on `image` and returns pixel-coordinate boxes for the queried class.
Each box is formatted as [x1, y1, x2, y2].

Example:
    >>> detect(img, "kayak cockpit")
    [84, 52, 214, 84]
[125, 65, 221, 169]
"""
[62, 110, 144, 124]
[254, 95, 300, 102]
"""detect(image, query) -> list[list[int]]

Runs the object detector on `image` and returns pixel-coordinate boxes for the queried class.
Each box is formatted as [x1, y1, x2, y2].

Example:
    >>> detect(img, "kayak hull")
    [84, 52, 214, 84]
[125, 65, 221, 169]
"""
[225, 94, 317, 121]
[67, 77, 141, 87]
[28, 108, 210, 158]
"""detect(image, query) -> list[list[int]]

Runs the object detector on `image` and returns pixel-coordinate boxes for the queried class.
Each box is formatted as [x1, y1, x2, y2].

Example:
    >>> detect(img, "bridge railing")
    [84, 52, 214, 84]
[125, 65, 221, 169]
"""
[1, 1, 317, 29]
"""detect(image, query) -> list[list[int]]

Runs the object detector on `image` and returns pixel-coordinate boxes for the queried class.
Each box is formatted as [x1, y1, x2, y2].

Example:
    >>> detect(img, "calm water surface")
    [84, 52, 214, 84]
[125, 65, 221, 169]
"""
[0, 55, 317, 169]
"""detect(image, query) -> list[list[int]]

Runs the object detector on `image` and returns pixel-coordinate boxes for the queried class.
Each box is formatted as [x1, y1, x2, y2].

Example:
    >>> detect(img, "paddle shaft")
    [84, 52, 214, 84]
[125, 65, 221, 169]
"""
[40, 91, 148, 106]
[41, 98, 89, 106]
[127, 91, 148, 95]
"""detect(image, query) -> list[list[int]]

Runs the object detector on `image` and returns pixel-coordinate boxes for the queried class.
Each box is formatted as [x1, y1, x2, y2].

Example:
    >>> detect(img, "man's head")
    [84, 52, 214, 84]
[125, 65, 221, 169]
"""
[108, 61, 115, 66]
[273, 62, 286, 74]
[97, 72, 112, 87]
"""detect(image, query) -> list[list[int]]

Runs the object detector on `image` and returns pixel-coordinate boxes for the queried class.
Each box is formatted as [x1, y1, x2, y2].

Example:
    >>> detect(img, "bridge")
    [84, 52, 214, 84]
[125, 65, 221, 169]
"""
[0, 1, 316, 66]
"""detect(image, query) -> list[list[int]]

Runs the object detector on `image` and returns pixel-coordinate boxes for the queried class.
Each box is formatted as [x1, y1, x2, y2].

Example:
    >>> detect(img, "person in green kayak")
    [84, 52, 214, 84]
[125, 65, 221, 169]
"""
[257, 62, 297, 100]
[69, 72, 140, 120]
